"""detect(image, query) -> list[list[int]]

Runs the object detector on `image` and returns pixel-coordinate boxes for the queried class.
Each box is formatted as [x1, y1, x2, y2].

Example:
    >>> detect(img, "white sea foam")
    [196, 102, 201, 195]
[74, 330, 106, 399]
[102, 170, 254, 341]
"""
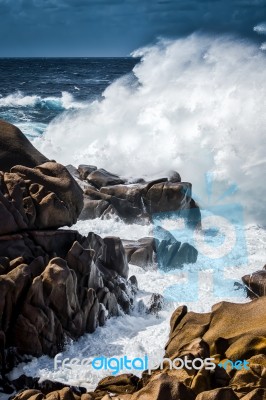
[34, 35, 266, 224]
[0, 91, 86, 110]
[8, 34, 266, 391]
[10, 217, 265, 390]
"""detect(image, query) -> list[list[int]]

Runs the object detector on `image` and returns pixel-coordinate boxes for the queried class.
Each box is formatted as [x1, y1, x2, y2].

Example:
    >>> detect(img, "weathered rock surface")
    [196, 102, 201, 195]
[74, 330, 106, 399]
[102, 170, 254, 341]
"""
[0, 229, 135, 369]
[12, 297, 266, 399]
[2, 123, 264, 400]
[242, 265, 266, 298]
[87, 168, 126, 188]
[76, 164, 201, 226]
[0, 120, 48, 172]
[123, 228, 198, 269]
[0, 122, 137, 398]
[0, 161, 83, 234]
[123, 237, 156, 267]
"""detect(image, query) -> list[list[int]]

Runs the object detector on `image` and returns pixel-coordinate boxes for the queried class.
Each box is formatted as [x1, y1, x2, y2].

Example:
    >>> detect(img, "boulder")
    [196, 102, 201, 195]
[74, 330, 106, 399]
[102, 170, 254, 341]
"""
[242, 266, 266, 298]
[78, 164, 97, 180]
[130, 374, 196, 400]
[9, 297, 266, 399]
[74, 166, 201, 227]
[79, 197, 109, 220]
[103, 237, 129, 279]
[168, 170, 182, 183]
[147, 293, 164, 315]
[123, 232, 198, 270]
[0, 120, 48, 172]
[163, 298, 266, 397]
[123, 237, 156, 267]
[87, 168, 125, 188]
[94, 374, 140, 397]
[0, 162, 83, 234]
[241, 389, 266, 399]
[157, 240, 198, 269]
[145, 181, 191, 214]
[0, 230, 135, 367]
[12, 161, 84, 227]
[195, 388, 238, 399]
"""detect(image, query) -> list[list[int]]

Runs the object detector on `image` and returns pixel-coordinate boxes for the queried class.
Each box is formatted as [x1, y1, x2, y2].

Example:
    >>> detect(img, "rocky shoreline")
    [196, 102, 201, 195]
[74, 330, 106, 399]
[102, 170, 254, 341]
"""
[0, 121, 265, 400]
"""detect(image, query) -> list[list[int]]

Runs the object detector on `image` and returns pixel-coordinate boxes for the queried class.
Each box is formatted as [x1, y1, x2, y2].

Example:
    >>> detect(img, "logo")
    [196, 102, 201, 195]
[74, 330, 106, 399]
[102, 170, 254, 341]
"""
[54, 354, 249, 376]
[152, 173, 248, 301]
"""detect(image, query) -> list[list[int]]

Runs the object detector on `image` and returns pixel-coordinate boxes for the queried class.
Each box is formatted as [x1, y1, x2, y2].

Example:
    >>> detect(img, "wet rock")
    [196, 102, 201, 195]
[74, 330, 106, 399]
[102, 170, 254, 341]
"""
[157, 239, 198, 269]
[109, 196, 141, 222]
[10, 297, 266, 399]
[0, 230, 135, 367]
[168, 170, 181, 183]
[78, 164, 97, 180]
[76, 167, 201, 226]
[147, 293, 164, 315]
[87, 168, 125, 188]
[128, 275, 138, 294]
[242, 266, 266, 298]
[0, 123, 137, 397]
[145, 181, 191, 214]
[79, 197, 109, 220]
[66, 164, 80, 179]
[123, 237, 156, 267]
[103, 237, 129, 279]
[124, 230, 198, 270]
[153, 226, 177, 244]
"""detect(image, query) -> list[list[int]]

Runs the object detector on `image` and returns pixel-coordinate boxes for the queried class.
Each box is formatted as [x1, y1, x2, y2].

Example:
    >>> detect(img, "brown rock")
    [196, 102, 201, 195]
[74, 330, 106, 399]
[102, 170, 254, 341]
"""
[12, 389, 44, 400]
[0, 230, 135, 365]
[241, 389, 266, 399]
[12, 162, 83, 228]
[103, 237, 128, 279]
[123, 238, 156, 267]
[242, 269, 266, 298]
[95, 374, 140, 396]
[131, 373, 195, 400]
[0, 120, 48, 172]
[87, 168, 125, 188]
[0, 162, 83, 234]
[195, 387, 238, 399]
[78, 165, 97, 180]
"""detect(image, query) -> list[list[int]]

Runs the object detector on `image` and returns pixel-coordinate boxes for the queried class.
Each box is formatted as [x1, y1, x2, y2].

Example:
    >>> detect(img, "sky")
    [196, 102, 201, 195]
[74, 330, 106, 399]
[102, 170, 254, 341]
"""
[0, 0, 265, 56]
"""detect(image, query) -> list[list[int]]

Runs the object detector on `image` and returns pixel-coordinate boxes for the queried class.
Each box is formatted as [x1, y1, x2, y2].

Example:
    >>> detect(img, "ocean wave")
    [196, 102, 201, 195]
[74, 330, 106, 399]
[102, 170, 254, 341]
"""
[0, 91, 87, 110]
[16, 122, 48, 138]
[34, 34, 266, 224]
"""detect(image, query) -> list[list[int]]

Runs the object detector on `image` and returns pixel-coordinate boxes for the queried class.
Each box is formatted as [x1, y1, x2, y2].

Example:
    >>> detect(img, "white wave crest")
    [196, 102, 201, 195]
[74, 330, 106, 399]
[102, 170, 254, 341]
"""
[35, 35, 266, 223]
[0, 91, 86, 110]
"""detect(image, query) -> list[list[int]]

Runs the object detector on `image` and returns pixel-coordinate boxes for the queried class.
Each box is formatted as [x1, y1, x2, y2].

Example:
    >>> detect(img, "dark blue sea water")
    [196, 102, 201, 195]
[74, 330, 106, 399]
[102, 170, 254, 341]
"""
[0, 58, 139, 138]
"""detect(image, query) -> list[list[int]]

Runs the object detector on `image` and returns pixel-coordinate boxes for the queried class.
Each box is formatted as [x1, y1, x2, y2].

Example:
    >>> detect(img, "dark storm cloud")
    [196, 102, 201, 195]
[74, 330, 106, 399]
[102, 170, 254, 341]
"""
[0, 0, 265, 56]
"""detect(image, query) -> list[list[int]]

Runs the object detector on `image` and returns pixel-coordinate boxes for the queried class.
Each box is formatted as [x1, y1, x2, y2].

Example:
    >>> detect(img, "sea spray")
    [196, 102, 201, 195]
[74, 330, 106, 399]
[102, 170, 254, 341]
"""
[34, 34, 266, 224]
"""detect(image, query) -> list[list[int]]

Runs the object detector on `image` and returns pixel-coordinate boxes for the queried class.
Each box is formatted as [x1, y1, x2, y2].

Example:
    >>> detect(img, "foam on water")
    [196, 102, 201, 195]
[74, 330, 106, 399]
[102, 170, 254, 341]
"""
[0, 91, 87, 110]
[7, 34, 266, 391]
[9, 217, 266, 390]
[34, 34, 266, 224]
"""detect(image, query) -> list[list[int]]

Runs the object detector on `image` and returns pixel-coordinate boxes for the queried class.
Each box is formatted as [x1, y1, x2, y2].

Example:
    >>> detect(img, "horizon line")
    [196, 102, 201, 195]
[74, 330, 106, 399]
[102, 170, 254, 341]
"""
[0, 56, 138, 59]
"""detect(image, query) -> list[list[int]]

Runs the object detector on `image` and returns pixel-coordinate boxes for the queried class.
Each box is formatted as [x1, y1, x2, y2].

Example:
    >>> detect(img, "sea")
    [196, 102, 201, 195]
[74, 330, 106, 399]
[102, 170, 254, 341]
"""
[0, 57, 139, 138]
[1, 35, 266, 391]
